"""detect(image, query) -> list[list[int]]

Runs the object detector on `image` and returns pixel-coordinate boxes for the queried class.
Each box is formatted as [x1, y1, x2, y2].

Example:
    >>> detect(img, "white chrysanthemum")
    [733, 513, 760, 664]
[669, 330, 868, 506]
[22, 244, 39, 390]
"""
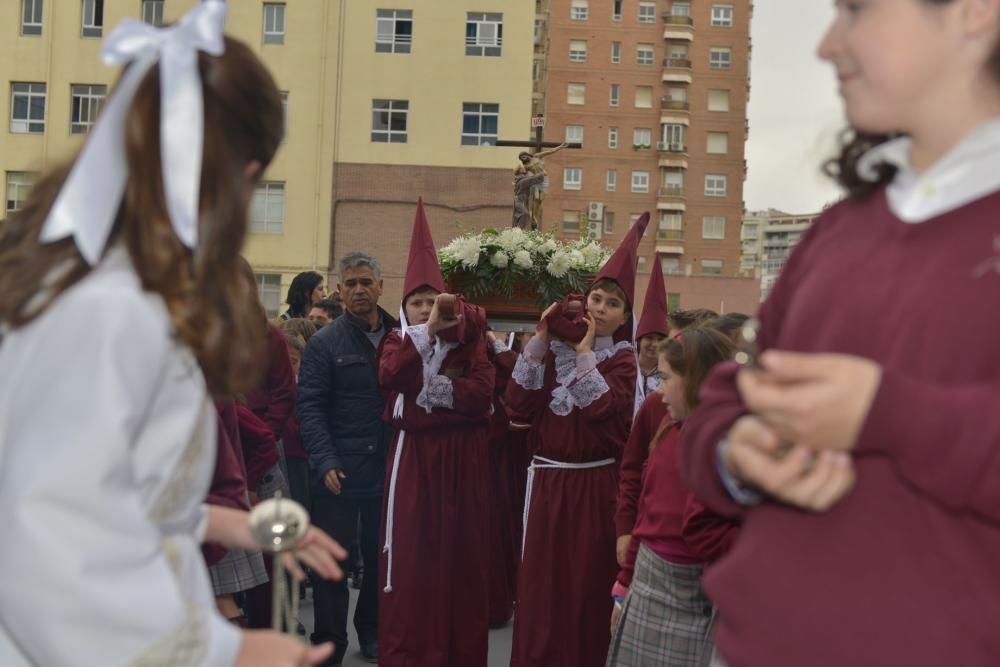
[546, 251, 572, 278]
[497, 228, 527, 253]
[582, 242, 605, 266]
[513, 249, 533, 269]
[539, 239, 559, 254]
[453, 237, 482, 268]
[490, 251, 510, 268]
[568, 250, 586, 268]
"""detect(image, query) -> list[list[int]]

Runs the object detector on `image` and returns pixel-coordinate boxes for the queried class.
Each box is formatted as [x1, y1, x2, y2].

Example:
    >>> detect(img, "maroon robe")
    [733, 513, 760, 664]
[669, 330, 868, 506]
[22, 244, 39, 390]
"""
[504, 341, 636, 667]
[615, 392, 668, 538]
[377, 327, 495, 667]
[202, 401, 251, 567]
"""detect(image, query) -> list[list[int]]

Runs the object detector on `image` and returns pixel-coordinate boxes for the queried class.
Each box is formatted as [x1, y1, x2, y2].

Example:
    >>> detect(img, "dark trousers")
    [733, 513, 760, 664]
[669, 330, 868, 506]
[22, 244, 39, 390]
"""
[310, 491, 381, 659]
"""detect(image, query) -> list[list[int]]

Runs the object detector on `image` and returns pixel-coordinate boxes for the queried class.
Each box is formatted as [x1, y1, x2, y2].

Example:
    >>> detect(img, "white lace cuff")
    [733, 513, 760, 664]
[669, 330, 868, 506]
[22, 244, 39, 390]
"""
[406, 324, 433, 361]
[568, 368, 610, 409]
[416, 374, 454, 412]
[492, 338, 509, 355]
[512, 353, 545, 391]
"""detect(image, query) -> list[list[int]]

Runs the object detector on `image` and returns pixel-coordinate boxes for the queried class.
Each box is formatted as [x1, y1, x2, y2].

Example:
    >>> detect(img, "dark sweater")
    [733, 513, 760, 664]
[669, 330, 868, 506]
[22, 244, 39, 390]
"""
[681, 187, 1000, 667]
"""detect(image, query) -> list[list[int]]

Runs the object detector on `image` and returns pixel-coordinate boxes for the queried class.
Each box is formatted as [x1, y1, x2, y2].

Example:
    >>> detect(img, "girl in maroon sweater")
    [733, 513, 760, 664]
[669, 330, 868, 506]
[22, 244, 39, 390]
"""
[607, 327, 736, 667]
[682, 2, 1000, 665]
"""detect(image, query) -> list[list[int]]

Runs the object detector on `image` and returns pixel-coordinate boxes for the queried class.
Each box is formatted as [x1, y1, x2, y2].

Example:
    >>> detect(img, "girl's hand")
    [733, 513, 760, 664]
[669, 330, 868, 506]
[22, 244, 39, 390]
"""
[616, 534, 631, 567]
[737, 351, 882, 452]
[279, 526, 347, 583]
[236, 631, 333, 667]
[574, 315, 596, 353]
[722, 415, 856, 512]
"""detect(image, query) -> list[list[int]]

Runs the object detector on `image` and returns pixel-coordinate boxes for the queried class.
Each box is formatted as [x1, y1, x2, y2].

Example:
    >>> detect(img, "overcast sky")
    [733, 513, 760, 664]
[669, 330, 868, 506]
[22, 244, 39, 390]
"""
[744, 1, 844, 214]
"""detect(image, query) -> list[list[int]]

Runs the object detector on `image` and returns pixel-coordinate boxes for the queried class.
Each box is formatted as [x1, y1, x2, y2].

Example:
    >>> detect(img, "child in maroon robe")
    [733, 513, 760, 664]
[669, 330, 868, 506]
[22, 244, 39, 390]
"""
[504, 214, 649, 667]
[377, 199, 495, 667]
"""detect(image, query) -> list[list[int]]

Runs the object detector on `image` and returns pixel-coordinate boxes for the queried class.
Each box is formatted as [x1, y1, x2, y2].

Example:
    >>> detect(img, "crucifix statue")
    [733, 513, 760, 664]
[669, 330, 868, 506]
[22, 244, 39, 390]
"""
[496, 116, 581, 229]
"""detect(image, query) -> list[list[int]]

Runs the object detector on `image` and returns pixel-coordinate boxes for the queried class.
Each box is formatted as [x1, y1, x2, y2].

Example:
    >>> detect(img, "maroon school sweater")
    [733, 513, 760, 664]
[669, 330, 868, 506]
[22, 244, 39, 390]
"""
[681, 187, 1000, 667]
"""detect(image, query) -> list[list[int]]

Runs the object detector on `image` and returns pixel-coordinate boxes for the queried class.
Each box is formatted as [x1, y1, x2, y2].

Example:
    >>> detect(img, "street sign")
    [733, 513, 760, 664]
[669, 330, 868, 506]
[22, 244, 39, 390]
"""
[531, 115, 545, 128]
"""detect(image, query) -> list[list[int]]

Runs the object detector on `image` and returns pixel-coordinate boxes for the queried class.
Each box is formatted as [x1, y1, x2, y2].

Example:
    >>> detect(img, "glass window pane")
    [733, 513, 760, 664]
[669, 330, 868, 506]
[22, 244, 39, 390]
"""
[481, 115, 498, 134]
[29, 96, 45, 121]
[462, 115, 479, 134]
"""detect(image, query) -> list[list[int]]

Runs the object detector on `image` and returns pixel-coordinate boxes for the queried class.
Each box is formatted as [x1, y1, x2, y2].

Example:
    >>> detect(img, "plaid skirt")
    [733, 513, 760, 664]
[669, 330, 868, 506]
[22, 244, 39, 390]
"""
[606, 543, 713, 667]
[208, 548, 268, 596]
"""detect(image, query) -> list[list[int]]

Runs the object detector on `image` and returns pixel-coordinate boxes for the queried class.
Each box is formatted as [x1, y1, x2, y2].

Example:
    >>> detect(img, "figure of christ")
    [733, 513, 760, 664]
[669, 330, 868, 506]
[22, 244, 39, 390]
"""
[512, 142, 568, 229]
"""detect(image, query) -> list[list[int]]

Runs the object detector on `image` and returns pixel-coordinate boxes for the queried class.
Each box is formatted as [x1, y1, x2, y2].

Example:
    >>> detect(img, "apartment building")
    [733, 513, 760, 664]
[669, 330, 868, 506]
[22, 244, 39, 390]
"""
[741, 208, 819, 300]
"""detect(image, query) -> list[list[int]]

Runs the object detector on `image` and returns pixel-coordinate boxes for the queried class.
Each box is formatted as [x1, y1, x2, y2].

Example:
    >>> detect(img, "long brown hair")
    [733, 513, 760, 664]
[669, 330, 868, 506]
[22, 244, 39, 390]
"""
[660, 327, 736, 411]
[0, 37, 283, 396]
[823, 0, 1000, 199]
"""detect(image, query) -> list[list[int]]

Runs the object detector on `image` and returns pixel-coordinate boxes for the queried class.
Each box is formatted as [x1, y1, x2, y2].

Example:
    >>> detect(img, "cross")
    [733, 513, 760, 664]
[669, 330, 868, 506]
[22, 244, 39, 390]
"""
[494, 115, 582, 153]
[494, 115, 581, 229]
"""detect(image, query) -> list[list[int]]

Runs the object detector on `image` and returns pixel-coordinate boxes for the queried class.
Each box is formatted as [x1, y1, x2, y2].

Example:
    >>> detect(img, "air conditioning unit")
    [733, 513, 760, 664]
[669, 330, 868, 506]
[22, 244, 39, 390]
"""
[656, 141, 667, 151]
[588, 218, 603, 240]
[669, 142, 684, 152]
[588, 202, 605, 221]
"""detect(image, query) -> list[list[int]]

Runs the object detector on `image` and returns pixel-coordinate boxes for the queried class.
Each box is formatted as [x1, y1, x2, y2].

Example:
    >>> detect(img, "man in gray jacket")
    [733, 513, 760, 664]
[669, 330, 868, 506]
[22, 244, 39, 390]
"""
[296, 252, 397, 665]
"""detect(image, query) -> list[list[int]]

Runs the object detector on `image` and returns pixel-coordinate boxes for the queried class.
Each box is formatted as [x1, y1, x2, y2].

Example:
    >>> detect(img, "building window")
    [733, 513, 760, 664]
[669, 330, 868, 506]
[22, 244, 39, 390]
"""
[256, 273, 283, 319]
[711, 4, 734, 27]
[466, 12, 503, 57]
[141, 0, 163, 26]
[376, 9, 413, 53]
[22, 0, 43, 35]
[702, 259, 724, 275]
[658, 213, 683, 240]
[661, 123, 686, 149]
[5, 172, 36, 215]
[705, 174, 728, 197]
[609, 84, 620, 107]
[568, 82, 586, 105]
[10, 83, 46, 134]
[462, 102, 499, 146]
[263, 3, 286, 44]
[571, 0, 589, 20]
[661, 255, 681, 275]
[703, 216, 726, 239]
[70, 84, 106, 134]
[611, 41, 621, 64]
[637, 256, 649, 273]
[638, 2, 656, 23]
[569, 40, 588, 63]
[608, 127, 618, 149]
[565, 124, 584, 144]
[672, 2, 692, 16]
[633, 128, 652, 148]
[604, 210, 615, 234]
[710, 47, 732, 70]
[707, 132, 729, 155]
[562, 210, 581, 233]
[613, 0, 623, 21]
[637, 44, 655, 66]
[251, 182, 285, 234]
[662, 169, 684, 192]
[372, 99, 408, 143]
[634, 86, 652, 109]
[606, 169, 617, 192]
[708, 89, 730, 112]
[563, 168, 582, 191]
[631, 171, 649, 193]
[81, 0, 104, 38]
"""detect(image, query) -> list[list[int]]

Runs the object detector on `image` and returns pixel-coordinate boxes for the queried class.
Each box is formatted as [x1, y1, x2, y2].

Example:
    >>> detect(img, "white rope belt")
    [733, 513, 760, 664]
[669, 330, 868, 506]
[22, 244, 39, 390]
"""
[521, 455, 616, 558]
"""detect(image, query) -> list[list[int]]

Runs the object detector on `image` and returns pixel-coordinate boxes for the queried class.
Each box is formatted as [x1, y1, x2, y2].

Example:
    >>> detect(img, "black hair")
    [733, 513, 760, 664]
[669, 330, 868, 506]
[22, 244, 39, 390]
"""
[285, 270, 323, 319]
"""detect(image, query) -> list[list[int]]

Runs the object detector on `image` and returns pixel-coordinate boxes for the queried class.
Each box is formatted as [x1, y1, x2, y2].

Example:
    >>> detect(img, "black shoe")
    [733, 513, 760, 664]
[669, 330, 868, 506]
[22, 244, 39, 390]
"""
[360, 640, 378, 663]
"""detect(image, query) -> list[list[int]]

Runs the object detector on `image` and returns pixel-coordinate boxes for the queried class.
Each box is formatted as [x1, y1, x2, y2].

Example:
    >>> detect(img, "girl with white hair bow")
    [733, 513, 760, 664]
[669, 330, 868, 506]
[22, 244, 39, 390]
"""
[0, 3, 345, 666]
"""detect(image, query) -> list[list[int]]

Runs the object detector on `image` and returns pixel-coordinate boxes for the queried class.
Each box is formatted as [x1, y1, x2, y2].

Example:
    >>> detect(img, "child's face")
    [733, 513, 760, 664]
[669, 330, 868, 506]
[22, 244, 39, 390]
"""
[657, 355, 688, 420]
[638, 334, 665, 367]
[405, 288, 439, 326]
[817, 0, 983, 136]
[586, 288, 628, 338]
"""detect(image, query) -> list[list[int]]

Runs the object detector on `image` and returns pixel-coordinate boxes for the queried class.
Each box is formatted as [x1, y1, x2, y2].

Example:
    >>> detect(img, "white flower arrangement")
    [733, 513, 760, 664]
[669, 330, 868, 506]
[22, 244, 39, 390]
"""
[439, 227, 612, 306]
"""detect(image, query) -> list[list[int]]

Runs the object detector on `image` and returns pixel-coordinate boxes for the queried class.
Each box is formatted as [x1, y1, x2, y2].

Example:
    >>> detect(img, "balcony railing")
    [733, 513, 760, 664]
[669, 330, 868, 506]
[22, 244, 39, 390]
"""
[660, 98, 690, 111]
[657, 142, 688, 154]
[662, 13, 693, 26]
[663, 57, 691, 69]
[656, 229, 685, 241]
[658, 186, 685, 198]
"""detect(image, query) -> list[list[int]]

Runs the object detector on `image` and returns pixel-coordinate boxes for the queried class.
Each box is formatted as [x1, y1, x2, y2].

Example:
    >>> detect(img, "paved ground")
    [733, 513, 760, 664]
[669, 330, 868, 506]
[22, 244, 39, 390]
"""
[299, 585, 514, 666]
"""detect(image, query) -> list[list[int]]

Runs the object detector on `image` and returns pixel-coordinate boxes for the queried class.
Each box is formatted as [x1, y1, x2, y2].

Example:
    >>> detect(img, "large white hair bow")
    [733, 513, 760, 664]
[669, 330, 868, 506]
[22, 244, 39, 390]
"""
[39, 0, 228, 265]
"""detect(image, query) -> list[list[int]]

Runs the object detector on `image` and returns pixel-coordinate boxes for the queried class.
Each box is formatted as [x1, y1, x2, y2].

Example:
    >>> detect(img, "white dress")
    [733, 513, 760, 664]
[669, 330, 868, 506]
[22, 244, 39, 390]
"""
[0, 247, 241, 665]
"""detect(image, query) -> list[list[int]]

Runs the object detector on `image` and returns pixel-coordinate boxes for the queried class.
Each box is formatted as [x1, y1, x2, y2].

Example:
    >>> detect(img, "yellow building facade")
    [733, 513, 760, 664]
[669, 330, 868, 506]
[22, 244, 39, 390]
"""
[1, 0, 535, 316]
